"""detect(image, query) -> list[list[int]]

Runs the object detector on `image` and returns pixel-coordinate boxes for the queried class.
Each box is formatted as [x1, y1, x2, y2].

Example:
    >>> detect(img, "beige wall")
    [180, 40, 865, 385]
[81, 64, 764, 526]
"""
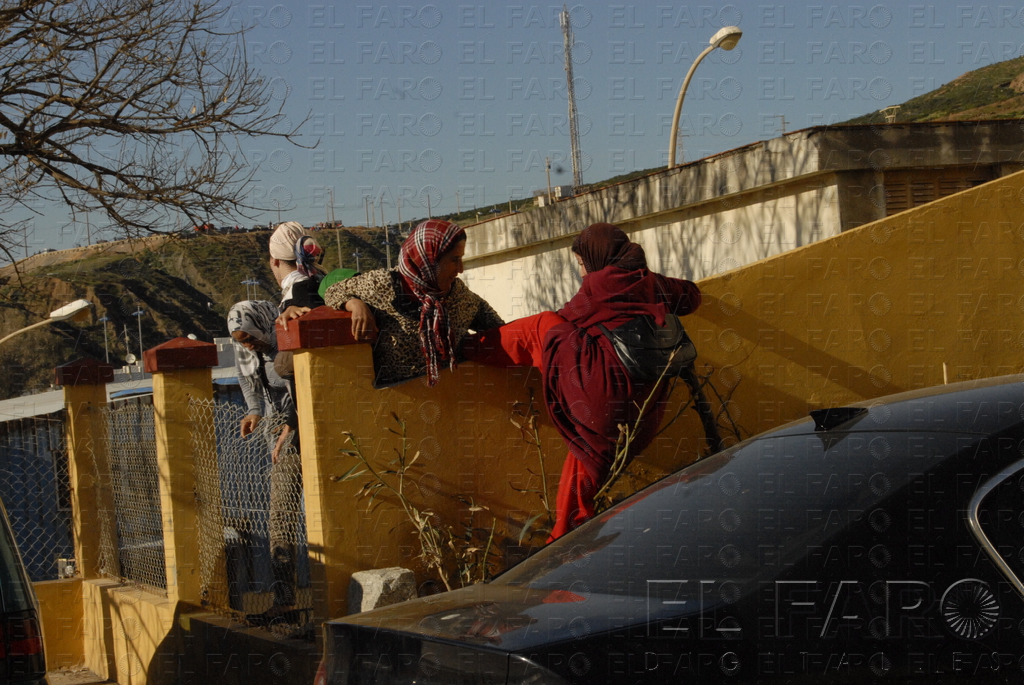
[464, 178, 841, 320]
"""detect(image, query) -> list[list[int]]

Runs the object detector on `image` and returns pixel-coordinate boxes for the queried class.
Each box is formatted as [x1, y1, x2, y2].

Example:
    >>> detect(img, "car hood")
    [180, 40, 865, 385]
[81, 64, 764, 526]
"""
[332, 582, 683, 652]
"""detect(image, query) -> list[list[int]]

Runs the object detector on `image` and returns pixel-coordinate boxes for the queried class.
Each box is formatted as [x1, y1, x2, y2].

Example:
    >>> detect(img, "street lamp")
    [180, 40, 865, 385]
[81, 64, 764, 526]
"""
[132, 308, 144, 363]
[0, 299, 92, 347]
[666, 26, 742, 170]
[98, 316, 110, 363]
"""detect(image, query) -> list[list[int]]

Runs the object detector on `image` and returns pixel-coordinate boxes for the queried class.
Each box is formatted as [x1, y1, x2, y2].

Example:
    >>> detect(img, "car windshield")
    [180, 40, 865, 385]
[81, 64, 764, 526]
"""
[497, 430, 981, 600]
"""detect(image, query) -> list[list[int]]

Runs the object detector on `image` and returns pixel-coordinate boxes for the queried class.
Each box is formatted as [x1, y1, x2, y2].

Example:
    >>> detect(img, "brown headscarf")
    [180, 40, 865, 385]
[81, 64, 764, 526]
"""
[571, 223, 647, 273]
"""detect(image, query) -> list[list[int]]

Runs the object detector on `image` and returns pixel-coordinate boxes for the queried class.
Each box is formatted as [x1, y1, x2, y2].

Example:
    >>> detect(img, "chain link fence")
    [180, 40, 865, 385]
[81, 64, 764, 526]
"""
[190, 394, 311, 634]
[100, 395, 167, 593]
[0, 412, 74, 581]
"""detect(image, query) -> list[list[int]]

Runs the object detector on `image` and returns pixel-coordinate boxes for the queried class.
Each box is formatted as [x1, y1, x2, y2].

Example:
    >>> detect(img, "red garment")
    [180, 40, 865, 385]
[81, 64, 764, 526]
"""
[463, 266, 701, 540]
[548, 453, 598, 541]
[462, 310, 566, 368]
[541, 265, 700, 537]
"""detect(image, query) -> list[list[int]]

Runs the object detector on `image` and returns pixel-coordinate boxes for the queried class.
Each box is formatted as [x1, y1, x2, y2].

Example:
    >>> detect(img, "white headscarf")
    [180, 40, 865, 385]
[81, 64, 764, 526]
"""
[269, 221, 307, 260]
[227, 300, 279, 376]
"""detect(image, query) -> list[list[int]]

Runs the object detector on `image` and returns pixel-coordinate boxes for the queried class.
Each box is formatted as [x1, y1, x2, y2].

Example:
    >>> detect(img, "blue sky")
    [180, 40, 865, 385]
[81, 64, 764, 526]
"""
[25, 1, 1024, 250]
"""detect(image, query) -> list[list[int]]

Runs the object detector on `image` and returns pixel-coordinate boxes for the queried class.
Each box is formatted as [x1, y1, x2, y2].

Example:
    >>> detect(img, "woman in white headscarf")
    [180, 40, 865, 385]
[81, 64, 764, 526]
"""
[227, 300, 292, 439]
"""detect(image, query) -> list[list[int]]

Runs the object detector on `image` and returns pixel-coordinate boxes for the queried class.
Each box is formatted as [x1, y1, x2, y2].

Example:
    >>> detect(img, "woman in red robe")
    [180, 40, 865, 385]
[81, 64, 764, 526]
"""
[464, 223, 701, 540]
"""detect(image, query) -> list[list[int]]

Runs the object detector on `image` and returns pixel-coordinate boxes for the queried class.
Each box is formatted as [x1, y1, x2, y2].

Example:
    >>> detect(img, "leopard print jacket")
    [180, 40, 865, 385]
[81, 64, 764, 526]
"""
[324, 268, 505, 387]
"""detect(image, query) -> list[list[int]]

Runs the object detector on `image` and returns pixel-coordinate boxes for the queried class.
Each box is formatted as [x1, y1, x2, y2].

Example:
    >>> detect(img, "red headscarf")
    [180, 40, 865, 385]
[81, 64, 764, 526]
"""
[398, 219, 466, 386]
[571, 223, 647, 273]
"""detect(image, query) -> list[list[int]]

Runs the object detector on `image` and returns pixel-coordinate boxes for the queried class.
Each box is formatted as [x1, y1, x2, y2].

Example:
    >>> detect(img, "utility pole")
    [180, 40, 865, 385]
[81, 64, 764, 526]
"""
[85, 214, 91, 246]
[545, 157, 553, 203]
[330, 188, 342, 268]
[397, 198, 403, 235]
[426, 194, 432, 218]
[455, 190, 461, 215]
[132, 308, 144, 362]
[352, 251, 362, 271]
[380, 202, 387, 270]
[363, 197, 370, 229]
[560, 5, 583, 192]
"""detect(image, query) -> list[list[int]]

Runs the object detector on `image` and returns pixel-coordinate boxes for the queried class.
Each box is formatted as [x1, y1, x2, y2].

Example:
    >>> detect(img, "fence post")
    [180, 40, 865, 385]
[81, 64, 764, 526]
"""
[56, 358, 117, 681]
[56, 358, 116, 580]
[278, 307, 367, 624]
[143, 338, 217, 605]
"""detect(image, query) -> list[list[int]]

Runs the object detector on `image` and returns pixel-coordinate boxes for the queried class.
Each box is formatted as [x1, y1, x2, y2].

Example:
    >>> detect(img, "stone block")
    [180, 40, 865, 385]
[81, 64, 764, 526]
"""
[347, 567, 416, 614]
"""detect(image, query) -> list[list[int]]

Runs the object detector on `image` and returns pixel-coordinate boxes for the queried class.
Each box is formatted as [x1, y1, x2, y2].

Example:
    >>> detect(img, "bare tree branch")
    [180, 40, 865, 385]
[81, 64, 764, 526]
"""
[0, 0, 310, 245]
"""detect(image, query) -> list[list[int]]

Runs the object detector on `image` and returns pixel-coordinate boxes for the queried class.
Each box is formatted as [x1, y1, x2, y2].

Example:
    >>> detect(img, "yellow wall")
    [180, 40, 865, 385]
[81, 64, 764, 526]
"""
[689, 168, 1024, 439]
[293, 343, 705, 620]
[34, 578, 83, 671]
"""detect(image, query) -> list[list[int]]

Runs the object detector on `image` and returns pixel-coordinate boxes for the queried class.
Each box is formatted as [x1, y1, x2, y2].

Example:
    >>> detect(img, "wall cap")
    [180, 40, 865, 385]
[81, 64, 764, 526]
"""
[143, 337, 218, 373]
[277, 306, 368, 350]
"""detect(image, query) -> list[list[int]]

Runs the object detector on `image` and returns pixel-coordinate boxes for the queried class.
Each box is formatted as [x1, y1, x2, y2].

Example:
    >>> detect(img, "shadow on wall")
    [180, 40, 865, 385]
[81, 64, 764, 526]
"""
[690, 169, 1024, 438]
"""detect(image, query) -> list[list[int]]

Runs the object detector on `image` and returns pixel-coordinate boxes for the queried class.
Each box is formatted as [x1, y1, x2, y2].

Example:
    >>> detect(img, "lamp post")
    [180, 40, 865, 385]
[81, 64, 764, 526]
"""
[0, 299, 92, 347]
[666, 26, 742, 170]
[98, 315, 110, 363]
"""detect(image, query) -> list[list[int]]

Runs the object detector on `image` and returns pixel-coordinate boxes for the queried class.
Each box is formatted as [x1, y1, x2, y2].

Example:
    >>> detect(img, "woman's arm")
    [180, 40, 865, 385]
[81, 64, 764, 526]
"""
[659, 275, 702, 316]
[469, 298, 505, 331]
[236, 368, 264, 437]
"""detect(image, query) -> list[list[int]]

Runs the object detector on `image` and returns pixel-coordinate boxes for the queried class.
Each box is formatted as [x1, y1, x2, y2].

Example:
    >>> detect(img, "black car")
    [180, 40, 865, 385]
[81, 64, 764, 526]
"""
[0, 497, 46, 684]
[320, 375, 1024, 684]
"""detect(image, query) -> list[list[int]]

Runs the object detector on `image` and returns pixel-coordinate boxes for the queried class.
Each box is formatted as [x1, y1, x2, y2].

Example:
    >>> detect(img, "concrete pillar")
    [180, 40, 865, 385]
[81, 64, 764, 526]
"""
[56, 358, 116, 580]
[56, 358, 117, 680]
[143, 338, 218, 605]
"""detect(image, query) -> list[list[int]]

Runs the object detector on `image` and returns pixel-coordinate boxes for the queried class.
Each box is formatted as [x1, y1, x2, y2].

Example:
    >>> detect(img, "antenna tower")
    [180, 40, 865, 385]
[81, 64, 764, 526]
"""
[560, 6, 583, 191]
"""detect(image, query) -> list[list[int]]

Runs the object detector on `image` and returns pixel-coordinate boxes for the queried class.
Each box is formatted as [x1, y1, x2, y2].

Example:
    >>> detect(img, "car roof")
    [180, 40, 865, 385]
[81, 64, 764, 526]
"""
[758, 373, 1024, 440]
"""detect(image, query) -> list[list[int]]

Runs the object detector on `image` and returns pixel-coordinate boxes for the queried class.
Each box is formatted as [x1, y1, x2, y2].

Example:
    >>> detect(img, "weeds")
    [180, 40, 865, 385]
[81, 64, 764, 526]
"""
[333, 413, 498, 591]
[508, 388, 555, 541]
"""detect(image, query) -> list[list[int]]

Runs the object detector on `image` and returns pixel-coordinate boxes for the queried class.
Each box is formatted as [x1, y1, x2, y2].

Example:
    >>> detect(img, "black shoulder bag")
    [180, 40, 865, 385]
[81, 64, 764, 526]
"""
[596, 314, 697, 382]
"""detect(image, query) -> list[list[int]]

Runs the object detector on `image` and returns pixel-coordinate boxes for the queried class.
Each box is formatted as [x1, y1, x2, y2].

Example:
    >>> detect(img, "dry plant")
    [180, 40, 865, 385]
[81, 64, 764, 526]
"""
[333, 413, 498, 591]
[594, 358, 746, 514]
[508, 388, 555, 542]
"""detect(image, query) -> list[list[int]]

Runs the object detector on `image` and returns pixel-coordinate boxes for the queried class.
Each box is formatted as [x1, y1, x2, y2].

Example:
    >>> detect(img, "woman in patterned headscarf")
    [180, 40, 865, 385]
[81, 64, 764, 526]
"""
[321, 219, 504, 387]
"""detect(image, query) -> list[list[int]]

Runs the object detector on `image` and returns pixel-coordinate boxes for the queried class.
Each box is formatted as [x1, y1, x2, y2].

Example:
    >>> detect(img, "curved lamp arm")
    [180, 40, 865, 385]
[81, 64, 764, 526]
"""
[0, 298, 92, 347]
[667, 43, 717, 170]
[667, 26, 742, 170]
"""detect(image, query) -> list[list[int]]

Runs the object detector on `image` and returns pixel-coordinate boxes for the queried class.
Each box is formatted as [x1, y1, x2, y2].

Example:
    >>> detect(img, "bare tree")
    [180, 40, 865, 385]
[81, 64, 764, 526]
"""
[0, 0, 306, 250]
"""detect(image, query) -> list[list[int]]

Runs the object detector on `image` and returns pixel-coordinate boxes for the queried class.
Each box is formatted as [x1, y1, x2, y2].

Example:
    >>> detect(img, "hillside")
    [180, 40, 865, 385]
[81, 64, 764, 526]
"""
[0, 228, 388, 399]
[845, 55, 1024, 124]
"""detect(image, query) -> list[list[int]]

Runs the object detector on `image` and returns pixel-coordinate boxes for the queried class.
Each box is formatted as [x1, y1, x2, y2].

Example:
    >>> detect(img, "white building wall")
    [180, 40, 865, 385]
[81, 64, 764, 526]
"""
[462, 184, 841, 321]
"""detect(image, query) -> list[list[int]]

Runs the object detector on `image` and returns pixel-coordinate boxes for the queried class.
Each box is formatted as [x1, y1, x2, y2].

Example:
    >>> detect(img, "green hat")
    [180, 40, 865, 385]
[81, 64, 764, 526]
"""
[318, 268, 359, 299]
